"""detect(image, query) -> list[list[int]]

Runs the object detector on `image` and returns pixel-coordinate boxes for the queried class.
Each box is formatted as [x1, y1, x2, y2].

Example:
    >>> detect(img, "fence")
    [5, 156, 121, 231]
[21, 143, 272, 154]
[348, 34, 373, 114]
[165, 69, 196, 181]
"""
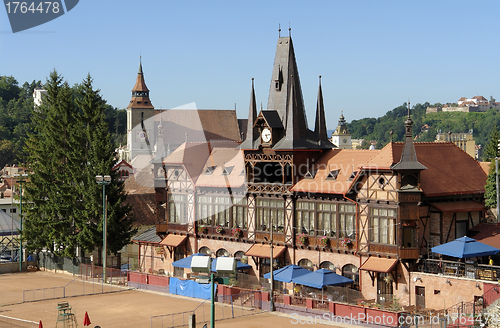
[418, 258, 500, 282]
[150, 291, 264, 328]
[0, 314, 38, 328]
[23, 265, 129, 302]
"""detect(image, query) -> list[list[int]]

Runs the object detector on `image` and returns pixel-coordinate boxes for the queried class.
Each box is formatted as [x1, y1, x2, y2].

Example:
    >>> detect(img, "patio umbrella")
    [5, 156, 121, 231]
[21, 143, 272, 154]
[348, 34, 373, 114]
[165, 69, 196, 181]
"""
[83, 311, 91, 326]
[263, 264, 311, 283]
[431, 236, 500, 258]
[292, 269, 353, 301]
[210, 257, 252, 272]
[292, 269, 353, 289]
[172, 253, 208, 269]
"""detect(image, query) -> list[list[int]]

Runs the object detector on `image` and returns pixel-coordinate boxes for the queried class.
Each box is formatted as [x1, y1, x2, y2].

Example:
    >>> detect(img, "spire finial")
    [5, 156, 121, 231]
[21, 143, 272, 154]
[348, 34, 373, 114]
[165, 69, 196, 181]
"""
[390, 130, 394, 142]
[261, 101, 263, 111]
[407, 99, 411, 117]
[319, 75, 322, 85]
[278, 24, 281, 37]
[288, 22, 291, 36]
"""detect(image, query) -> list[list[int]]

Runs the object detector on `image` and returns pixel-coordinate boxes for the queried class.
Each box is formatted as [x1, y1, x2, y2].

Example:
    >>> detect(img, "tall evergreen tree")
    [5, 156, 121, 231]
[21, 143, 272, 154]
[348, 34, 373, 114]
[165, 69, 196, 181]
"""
[484, 127, 500, 208]
[23, 71, 135, 257]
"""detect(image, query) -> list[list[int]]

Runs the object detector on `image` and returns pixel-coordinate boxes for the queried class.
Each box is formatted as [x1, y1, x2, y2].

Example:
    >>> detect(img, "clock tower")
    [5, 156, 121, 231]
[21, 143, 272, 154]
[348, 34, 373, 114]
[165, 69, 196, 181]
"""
[330, 112, 352, 149]
[126, 58, 155, 162]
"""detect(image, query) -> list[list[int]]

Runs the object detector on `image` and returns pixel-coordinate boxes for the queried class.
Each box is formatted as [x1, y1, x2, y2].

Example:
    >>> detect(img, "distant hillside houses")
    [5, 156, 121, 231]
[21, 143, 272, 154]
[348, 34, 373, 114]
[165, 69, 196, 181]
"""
[426, 95, 500, 113]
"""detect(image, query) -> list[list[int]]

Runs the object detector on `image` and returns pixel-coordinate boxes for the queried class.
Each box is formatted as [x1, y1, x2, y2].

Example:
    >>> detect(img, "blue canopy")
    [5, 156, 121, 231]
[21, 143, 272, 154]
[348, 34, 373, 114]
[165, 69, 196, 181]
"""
[172, 253, 208, 269]
[291, 269, 353, 289]
[263, 264, 311, 283]
[211, 258, 252, 272]
[431, 236, 500, 258]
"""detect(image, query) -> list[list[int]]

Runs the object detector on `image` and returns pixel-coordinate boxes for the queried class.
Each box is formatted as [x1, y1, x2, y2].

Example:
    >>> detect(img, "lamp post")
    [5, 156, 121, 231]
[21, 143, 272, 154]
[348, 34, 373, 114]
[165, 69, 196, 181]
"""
[264, 224, 275, 312]
[13, 173, 28, 272]
[96, 175, 111, 282]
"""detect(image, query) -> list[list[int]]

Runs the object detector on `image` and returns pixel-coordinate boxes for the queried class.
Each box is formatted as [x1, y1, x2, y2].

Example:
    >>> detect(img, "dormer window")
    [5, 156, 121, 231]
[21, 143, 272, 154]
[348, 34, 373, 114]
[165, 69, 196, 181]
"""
[222, 166, 234, 175]
[348, 171, 358, 181]
[204, 166, 216, 175]
[305, 169, 317, 179]
[326, 169, 340, 180]
[275, 66, 283, 91]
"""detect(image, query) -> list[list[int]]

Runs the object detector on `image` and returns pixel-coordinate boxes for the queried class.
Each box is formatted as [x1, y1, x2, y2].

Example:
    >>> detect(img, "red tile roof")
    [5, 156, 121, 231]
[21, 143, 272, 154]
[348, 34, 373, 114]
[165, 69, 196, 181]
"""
[291, 149, 380, 194]
[470, 223, 500, 249]
[292, 141, 486, 197]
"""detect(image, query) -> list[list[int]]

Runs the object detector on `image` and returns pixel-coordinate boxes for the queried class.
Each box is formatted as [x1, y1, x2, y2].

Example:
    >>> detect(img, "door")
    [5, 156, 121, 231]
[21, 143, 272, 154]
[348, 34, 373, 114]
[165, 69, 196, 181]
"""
[377, 272, 393, 304]
[173, 246, 184, 277]
[416, 286, 425, 309]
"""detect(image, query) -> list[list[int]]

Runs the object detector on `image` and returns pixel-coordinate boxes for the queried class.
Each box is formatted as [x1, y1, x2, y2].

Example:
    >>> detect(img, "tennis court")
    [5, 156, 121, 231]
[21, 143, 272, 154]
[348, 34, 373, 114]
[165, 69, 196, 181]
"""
[0, 271, 337, 327]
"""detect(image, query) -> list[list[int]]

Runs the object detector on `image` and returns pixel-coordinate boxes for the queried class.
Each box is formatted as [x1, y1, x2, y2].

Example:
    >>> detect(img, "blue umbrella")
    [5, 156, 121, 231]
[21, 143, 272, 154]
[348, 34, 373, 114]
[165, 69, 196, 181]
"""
[292, 269, 353, 289]
[172, 253, 208, 269]
[211, 257, 252, 272]
[263, 264, 311, 283]
[431, 236, 500, 258]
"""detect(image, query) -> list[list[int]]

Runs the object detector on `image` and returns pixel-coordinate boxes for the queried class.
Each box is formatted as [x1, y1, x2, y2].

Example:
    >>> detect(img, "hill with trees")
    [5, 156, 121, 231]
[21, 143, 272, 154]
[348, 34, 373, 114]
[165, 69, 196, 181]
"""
[347, 102, 500, 160]
[0, 75, 126, 168]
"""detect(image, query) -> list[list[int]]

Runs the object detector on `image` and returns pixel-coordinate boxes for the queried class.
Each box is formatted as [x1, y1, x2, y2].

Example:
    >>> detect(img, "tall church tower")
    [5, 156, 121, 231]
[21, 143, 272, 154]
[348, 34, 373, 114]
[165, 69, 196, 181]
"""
[126, 58, 155, 162]
[330, 112, 352, 149]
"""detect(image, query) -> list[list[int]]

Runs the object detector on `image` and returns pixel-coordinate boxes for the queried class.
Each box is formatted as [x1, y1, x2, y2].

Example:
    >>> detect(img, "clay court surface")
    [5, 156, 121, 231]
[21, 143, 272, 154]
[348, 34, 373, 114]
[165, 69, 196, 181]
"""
[0, 271, 335, 327]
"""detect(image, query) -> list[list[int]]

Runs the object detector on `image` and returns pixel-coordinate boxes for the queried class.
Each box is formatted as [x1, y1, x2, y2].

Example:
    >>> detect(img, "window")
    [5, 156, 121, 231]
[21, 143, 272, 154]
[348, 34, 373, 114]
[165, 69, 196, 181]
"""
[298, 258, 314, 271]
[326, 170, 340, 180]
[339, 204, 356, 239]
[320, 261, 335, 272]
[234, 251, 245, 260]
[232, 198, 247, 229]
[296, 201, 315, 236]
[168, 194, 187, 223]
[342, 264, 359, 290]
[214, 196, 231, 227]
[370, 208, 397, 244]
[317, 202, 336, 237]
[222, 166, 234, 175]
[198, 246, 212, 255]
[256, 199, 284, 232]
[204, 166, 216, 175]
[196, 195, 213, 226]
[10, 208, 16, 214]
[216, 248, 229, 257]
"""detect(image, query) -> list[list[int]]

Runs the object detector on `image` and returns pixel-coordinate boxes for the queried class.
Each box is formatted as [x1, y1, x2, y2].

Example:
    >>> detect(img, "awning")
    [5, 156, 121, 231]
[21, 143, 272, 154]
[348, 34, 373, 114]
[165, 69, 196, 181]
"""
[429, 201, 485, 213]
[360, 257, 398, 273]
[159, 234, 187, 247]
[245, 244, 286, 259]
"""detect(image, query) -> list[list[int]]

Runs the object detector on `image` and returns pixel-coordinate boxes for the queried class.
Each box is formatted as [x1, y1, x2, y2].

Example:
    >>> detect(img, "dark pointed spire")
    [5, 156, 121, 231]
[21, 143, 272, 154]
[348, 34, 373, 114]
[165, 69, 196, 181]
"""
[314, 75, 327, 140]
[239, 78, 258, 149]
[391, 102, 427, 171]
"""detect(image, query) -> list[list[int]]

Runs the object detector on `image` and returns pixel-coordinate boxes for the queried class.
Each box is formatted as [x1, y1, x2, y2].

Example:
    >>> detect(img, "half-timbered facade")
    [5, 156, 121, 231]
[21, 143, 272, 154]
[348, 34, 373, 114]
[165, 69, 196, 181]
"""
[134, 33, 488, 309]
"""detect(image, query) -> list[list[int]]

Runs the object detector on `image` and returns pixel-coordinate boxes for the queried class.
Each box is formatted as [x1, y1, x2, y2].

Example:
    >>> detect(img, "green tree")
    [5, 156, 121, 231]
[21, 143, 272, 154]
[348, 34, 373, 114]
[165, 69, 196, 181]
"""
[23, 71, 135, 257]
[484, 127, 500, 208]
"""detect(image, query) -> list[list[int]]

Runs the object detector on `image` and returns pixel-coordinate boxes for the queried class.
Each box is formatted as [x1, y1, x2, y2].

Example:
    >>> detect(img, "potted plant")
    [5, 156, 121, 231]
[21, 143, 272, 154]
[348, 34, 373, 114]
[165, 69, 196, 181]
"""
[319, 236, 329, 247]
[216, 225, 224, 234]
[297, 233, 308, 246]
[231, 227, 242, 238]
[198, 226, 208, 234]
[340, 237, 352, 247]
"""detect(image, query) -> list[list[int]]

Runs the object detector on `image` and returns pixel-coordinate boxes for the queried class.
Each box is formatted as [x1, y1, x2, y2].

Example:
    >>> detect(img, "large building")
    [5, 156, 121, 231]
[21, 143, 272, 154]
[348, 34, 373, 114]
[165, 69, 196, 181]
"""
[130, 33, 490, 310]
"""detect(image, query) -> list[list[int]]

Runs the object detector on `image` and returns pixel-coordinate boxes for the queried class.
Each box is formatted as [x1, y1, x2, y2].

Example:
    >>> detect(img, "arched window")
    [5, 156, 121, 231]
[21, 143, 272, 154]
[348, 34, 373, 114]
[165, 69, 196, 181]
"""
[320, 261, 335, 272]
[342, 264, 359, 290]
[216, 248, 229, 257]
[298, 258, 314, 271]
[198, 246, 212, 256]
[234, 251, 245, 260]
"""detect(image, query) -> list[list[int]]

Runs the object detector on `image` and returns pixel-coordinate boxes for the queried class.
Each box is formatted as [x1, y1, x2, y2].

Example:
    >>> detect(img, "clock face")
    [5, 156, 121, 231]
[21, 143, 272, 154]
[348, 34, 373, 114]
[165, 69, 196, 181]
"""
[261, 128, 272, 143]
[343, 138, 347, 143]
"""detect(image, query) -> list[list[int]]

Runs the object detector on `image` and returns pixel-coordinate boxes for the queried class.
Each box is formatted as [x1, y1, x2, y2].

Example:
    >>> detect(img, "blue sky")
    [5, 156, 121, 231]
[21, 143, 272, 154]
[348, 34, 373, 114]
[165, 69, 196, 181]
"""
[1, 1, 500, 128]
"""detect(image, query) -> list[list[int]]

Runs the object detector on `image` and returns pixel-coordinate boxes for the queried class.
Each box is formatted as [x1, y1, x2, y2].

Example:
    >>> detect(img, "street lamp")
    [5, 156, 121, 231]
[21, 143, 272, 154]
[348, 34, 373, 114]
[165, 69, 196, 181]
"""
[96, 175, 111, 282]
[13, 173, 28, 272]
[264, 224, 275, 312]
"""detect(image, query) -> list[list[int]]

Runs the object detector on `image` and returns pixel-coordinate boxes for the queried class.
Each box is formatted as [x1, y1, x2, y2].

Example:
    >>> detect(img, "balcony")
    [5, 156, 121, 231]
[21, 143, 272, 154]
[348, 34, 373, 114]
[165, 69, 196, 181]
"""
[418, 258, 500, 281]
[399, 247, 420, 260]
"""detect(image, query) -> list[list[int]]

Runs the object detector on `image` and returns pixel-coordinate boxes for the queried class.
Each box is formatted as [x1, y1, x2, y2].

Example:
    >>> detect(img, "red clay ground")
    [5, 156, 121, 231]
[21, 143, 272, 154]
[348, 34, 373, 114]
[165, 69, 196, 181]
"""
[0, 271, 348, 328]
